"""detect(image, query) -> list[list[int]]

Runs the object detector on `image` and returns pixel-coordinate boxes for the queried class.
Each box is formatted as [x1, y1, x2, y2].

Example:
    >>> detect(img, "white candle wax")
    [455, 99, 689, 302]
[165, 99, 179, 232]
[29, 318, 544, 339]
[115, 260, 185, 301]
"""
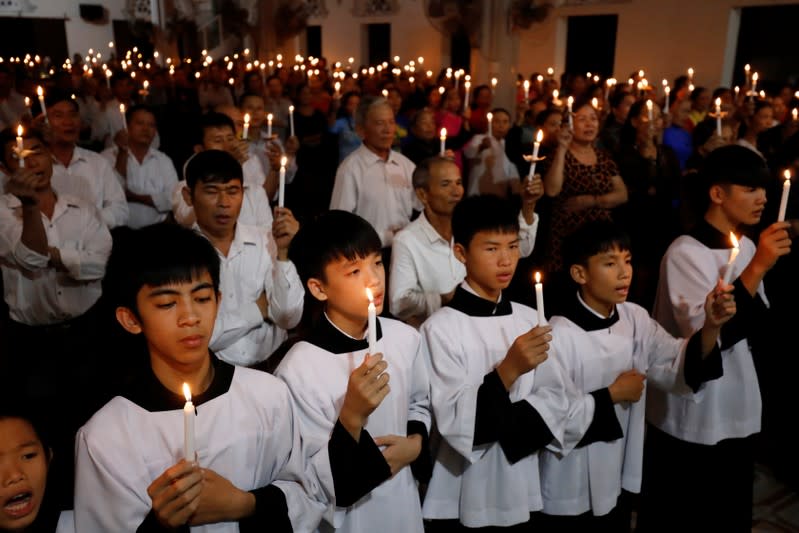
[528, 129, 543, 180]
[534, 272, 547, 325]
[714, 98, 722, 136]
[278, 156, 287, 208]
[523, 80, 530, 104]
[567, 96, 574, 130]
[646, 99, 653, 122]
[267, 113, 273, 138]
[778, 170, 791, 222]
[440, 128, 447, 156]
[242, 113, 250, 140]
[16, 125, 24, 168]
[366, 288, 377, 357]
[722, 233, 740, 285]
[288, 105, 295, 137]
[463, 81, 471, 111]
[487, 112, 493, 138]
[182, 383, 196, 462]
[37, 86, 47, 123]
[664, 87, 671, 112]
[119, 103, 127, 131]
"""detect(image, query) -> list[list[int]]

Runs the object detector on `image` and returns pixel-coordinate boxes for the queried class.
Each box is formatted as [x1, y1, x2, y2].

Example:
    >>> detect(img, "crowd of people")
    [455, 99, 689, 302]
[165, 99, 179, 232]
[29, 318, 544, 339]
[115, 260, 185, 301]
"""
[1, 48, 798, 532]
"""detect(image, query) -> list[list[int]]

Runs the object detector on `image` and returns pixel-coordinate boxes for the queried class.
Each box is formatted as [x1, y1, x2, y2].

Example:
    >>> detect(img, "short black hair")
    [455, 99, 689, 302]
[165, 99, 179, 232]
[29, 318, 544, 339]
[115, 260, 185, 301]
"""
[44, 88, 79, 112]
[289, 210, 382, 284]
[104, 224, 220, 317]
[452, 195, 519, 248]
[562, 220, 632, 268]
[412, 156, 457, 189]
[0, 402, 52, 457]
[0, 127, 46, 167]
[125, 103, 155, 125]
[184, 149, 243, 190]
[694, 145, 770, 214]
[195, 111, 236, 146]
[239, 91, 264, 106]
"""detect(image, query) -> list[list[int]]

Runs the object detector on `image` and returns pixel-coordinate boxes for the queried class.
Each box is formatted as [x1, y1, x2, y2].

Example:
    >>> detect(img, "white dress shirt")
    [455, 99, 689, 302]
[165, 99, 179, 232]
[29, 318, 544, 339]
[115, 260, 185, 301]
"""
[51, 146, 129, 228]
[102, 146, 178, 228]
[330, 144, 417, 247]
[203, 223, 304, 365]
[463, 134, 520, 197]
[0, 193, 112, 325]
[389, 210, 539, 322]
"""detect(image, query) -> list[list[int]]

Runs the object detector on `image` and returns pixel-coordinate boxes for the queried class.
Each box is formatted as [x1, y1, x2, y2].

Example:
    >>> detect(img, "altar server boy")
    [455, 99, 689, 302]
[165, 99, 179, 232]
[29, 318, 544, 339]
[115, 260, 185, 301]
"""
[638, 145, 792, 532]
[420, 194, 571, 530]
[71, 224, 325, 532]
[276, 211, 431, 533]
[538, 221, 735, 531]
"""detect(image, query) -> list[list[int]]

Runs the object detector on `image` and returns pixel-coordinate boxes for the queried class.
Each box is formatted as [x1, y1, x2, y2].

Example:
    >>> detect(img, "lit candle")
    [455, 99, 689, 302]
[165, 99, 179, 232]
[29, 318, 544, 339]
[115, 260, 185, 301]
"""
[464, 80, 471, 111]
[528, 129, 543, 181]
[242, 112, 250, 140]
[744, 63, 751, 87]
[288, 105, 295, 137]
[486, 111, 493, 138]
[552, 89, 560, 105]
[534, 272, 547, 325]
[119, 103, 127, 131]
[24, 96, 30, 110]
[547, 67, 554, 78]
[105, 69, 112, 89]
[182, 383, 196, 462]
[267, 113, 273, 138]
[714, 97, 722, 136]
[734, 86, 740, 100]
[455, 69, 461, 89]
[37, 86, 47, 123]
[439, 127, 447, 156]
[523, 80, 530, 104]
[567, 96, 574, 130]
[664, 86, 671, 112]
[365, 288, 377, 357]
[491, 77, 497, 94]
[646, 99, 653, 122]
[278, 156, 287, 208]
[591, 97, 599, 110]
[778, 169, 791, 222]
[334, 81, 341, 98]
[751, 72, 758, 95]
[722, 233, 740, 285]
[687, 67, 694, 82]
[16, 124, 24, 168]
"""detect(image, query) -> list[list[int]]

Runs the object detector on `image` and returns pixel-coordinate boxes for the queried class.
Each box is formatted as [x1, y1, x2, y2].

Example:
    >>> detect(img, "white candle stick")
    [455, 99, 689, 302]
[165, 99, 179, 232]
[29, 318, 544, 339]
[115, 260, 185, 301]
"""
[714, 98, 722, 136]
[491, 77, 497, 95]
[242, 113, 250, 140]
[486, 112, 493, 138]
[37, 86, 47, 123]
[744, 63, 751, 88]
[182, 383, 196, 462]
[278, 156, 287, 208]
[687, 67, 694, 83]
[105, 69, 112, 89]
[365, 288, 377, 358]
[119, 103, 127, 131]
[288, 105, 295, 137]
[16, 124, 24, 168]
[534, 272, 547, 325]
[664, 86, 671, 112]
[751, 72, 758, 95]
[646, 99, 653, 122]
[722, 233, 740, 285]
[528, 129, 543, 181]
[464, 80, 471, 111]
[778, 169, 791, 222]
[792, 108, 798, 122]
[439, 127, 447, 156]
[523, 80, 530, 104]
[267, 113, 273, 138]
[567, 96, 574, 130]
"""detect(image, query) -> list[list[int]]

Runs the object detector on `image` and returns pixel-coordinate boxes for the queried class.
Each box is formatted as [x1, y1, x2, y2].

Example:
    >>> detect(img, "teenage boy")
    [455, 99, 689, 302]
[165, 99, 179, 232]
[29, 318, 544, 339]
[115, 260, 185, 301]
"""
[101, 105, 178, 228]
[538, 221, 735, 531]
[639, 145, 792, 532]
[420, 194, 571, 530]
[276, 210, 431, 533]
[72, 223, 324, 532]
[172, 112, 272, 230]
[462, 108, 520, 198]
[182, 150, 303, 366]
[389, 156, 542, 326]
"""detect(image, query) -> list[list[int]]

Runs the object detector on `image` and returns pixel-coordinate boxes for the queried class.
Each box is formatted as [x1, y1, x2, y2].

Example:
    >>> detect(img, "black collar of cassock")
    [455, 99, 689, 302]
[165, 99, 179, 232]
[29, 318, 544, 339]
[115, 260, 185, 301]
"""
[690, 219, 735, 249]
[120, 354, 234, 412]
[562, 292, 620, 332]
[306, 314, 384, 354]
[446, 285, 513, 317]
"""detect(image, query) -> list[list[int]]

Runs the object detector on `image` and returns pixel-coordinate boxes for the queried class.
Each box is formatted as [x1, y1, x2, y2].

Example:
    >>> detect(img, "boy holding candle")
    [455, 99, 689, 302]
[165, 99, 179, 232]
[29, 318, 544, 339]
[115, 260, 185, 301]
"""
[420, 194, 571, 530]
[537, 220, 736, 531]
[638, 145, 792, 532]
[181, 149, 303, 366]
[72, 223, 325, 532]
[275, 210, 432, 533]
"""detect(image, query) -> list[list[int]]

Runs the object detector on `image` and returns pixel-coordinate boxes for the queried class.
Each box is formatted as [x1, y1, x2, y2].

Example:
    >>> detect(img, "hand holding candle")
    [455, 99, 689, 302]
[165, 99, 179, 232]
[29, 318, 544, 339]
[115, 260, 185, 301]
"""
[778, 169, 791, 222]
[722, 232, 740, 286]
[534, 272, 547, 325]
[366, 288, 377, 358]
[278, 156, 287, 208]
[182, 383, 196, 462]
[439, 128, 447, 156]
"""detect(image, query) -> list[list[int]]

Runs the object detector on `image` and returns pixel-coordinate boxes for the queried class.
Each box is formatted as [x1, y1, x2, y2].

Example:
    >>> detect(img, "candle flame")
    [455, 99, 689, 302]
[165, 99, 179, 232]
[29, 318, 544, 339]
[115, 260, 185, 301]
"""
[438, 86, 445, 95]
[662, 79, 668, 87]
[793, 109, 798, 121]
[119, 103, 125, 114]
[288, 105, 294, 113]
[646, 99, 653, 110]
[267, 113, 273, 121]
[280, 156, 288, 167]
[534, 271, 542, 284]
[729, 232, 739, 250]
[37, 86, 43, 97]
[440, 127, 447, 138]
[17, 124, 23, 137]
[553, 89, 559, 99]
[523, 80, 530, 89]
[491, 77, 497, 86]
[536, 129, 544, 143]
[365, 287, 374, 303]
[784, 169, 791, 181]
[715, 97, 721, 107]
[486, 112, 493, 122]
[592, 97, 599, 109]
[752, 72, 758, 81]
[182, 383, 192, 402]
[243, 113, 250, 124]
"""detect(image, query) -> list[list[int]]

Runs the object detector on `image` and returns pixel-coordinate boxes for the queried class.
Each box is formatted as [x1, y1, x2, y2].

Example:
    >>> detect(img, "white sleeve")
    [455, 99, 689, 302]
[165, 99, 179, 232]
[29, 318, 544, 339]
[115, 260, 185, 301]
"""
[635, 307, 696, 397]
[389, 233, 440, 321]
[97, 156, 129, 228]
[661, 245, 713, 337]
[518, 211, 539, 258]
[209, 301, 267, 354]
[171, 180, 196, 227]
[462, 135, 481, 159]
[407, 332, 432, 430]
[265, 241, 304, 330]
[57, 209, 112, 281]
[153, 158, 179, 214]
[0, 203, 49, 271]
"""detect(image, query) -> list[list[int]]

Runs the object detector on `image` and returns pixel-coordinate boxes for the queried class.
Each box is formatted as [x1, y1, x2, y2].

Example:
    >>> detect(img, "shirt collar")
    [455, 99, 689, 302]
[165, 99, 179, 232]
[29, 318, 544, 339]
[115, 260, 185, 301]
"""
[192, 223, 254, 258]
[305, 312, 384, 354]
[689, 219, 734, 249]
[446, 280, 512, 317]
[358, 144, 399, 167]
[417, 211, 451, 245]
[52, 146, 88, 167]
[561, 291, 620, 332]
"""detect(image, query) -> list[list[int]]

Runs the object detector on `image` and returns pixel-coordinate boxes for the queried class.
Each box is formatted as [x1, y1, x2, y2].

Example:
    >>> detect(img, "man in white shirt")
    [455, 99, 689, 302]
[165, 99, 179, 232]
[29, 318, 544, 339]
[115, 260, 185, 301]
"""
[330, 95, 417, 249]
[46, 90, 129, 228]
[463, 108, 520, 198]
[390, 156, 542, 326]
[182, 149, 304, 365]
[102, 105, 178, 228]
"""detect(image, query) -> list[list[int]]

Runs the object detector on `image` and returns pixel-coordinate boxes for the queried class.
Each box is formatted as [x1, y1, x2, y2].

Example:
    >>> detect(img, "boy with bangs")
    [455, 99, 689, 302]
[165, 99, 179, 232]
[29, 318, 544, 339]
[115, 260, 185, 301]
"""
[420, 194, 570, 531]
[537, 221, 735, 531]
[639, 145, 792, 532]
[276, 211, 431, 533]
[71, 223, 324, 532]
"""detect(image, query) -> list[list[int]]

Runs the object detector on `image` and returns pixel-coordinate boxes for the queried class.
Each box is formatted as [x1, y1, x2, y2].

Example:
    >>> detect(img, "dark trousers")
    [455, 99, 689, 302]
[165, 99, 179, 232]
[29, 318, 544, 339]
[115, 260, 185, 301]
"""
[637, 424, 755, 533]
